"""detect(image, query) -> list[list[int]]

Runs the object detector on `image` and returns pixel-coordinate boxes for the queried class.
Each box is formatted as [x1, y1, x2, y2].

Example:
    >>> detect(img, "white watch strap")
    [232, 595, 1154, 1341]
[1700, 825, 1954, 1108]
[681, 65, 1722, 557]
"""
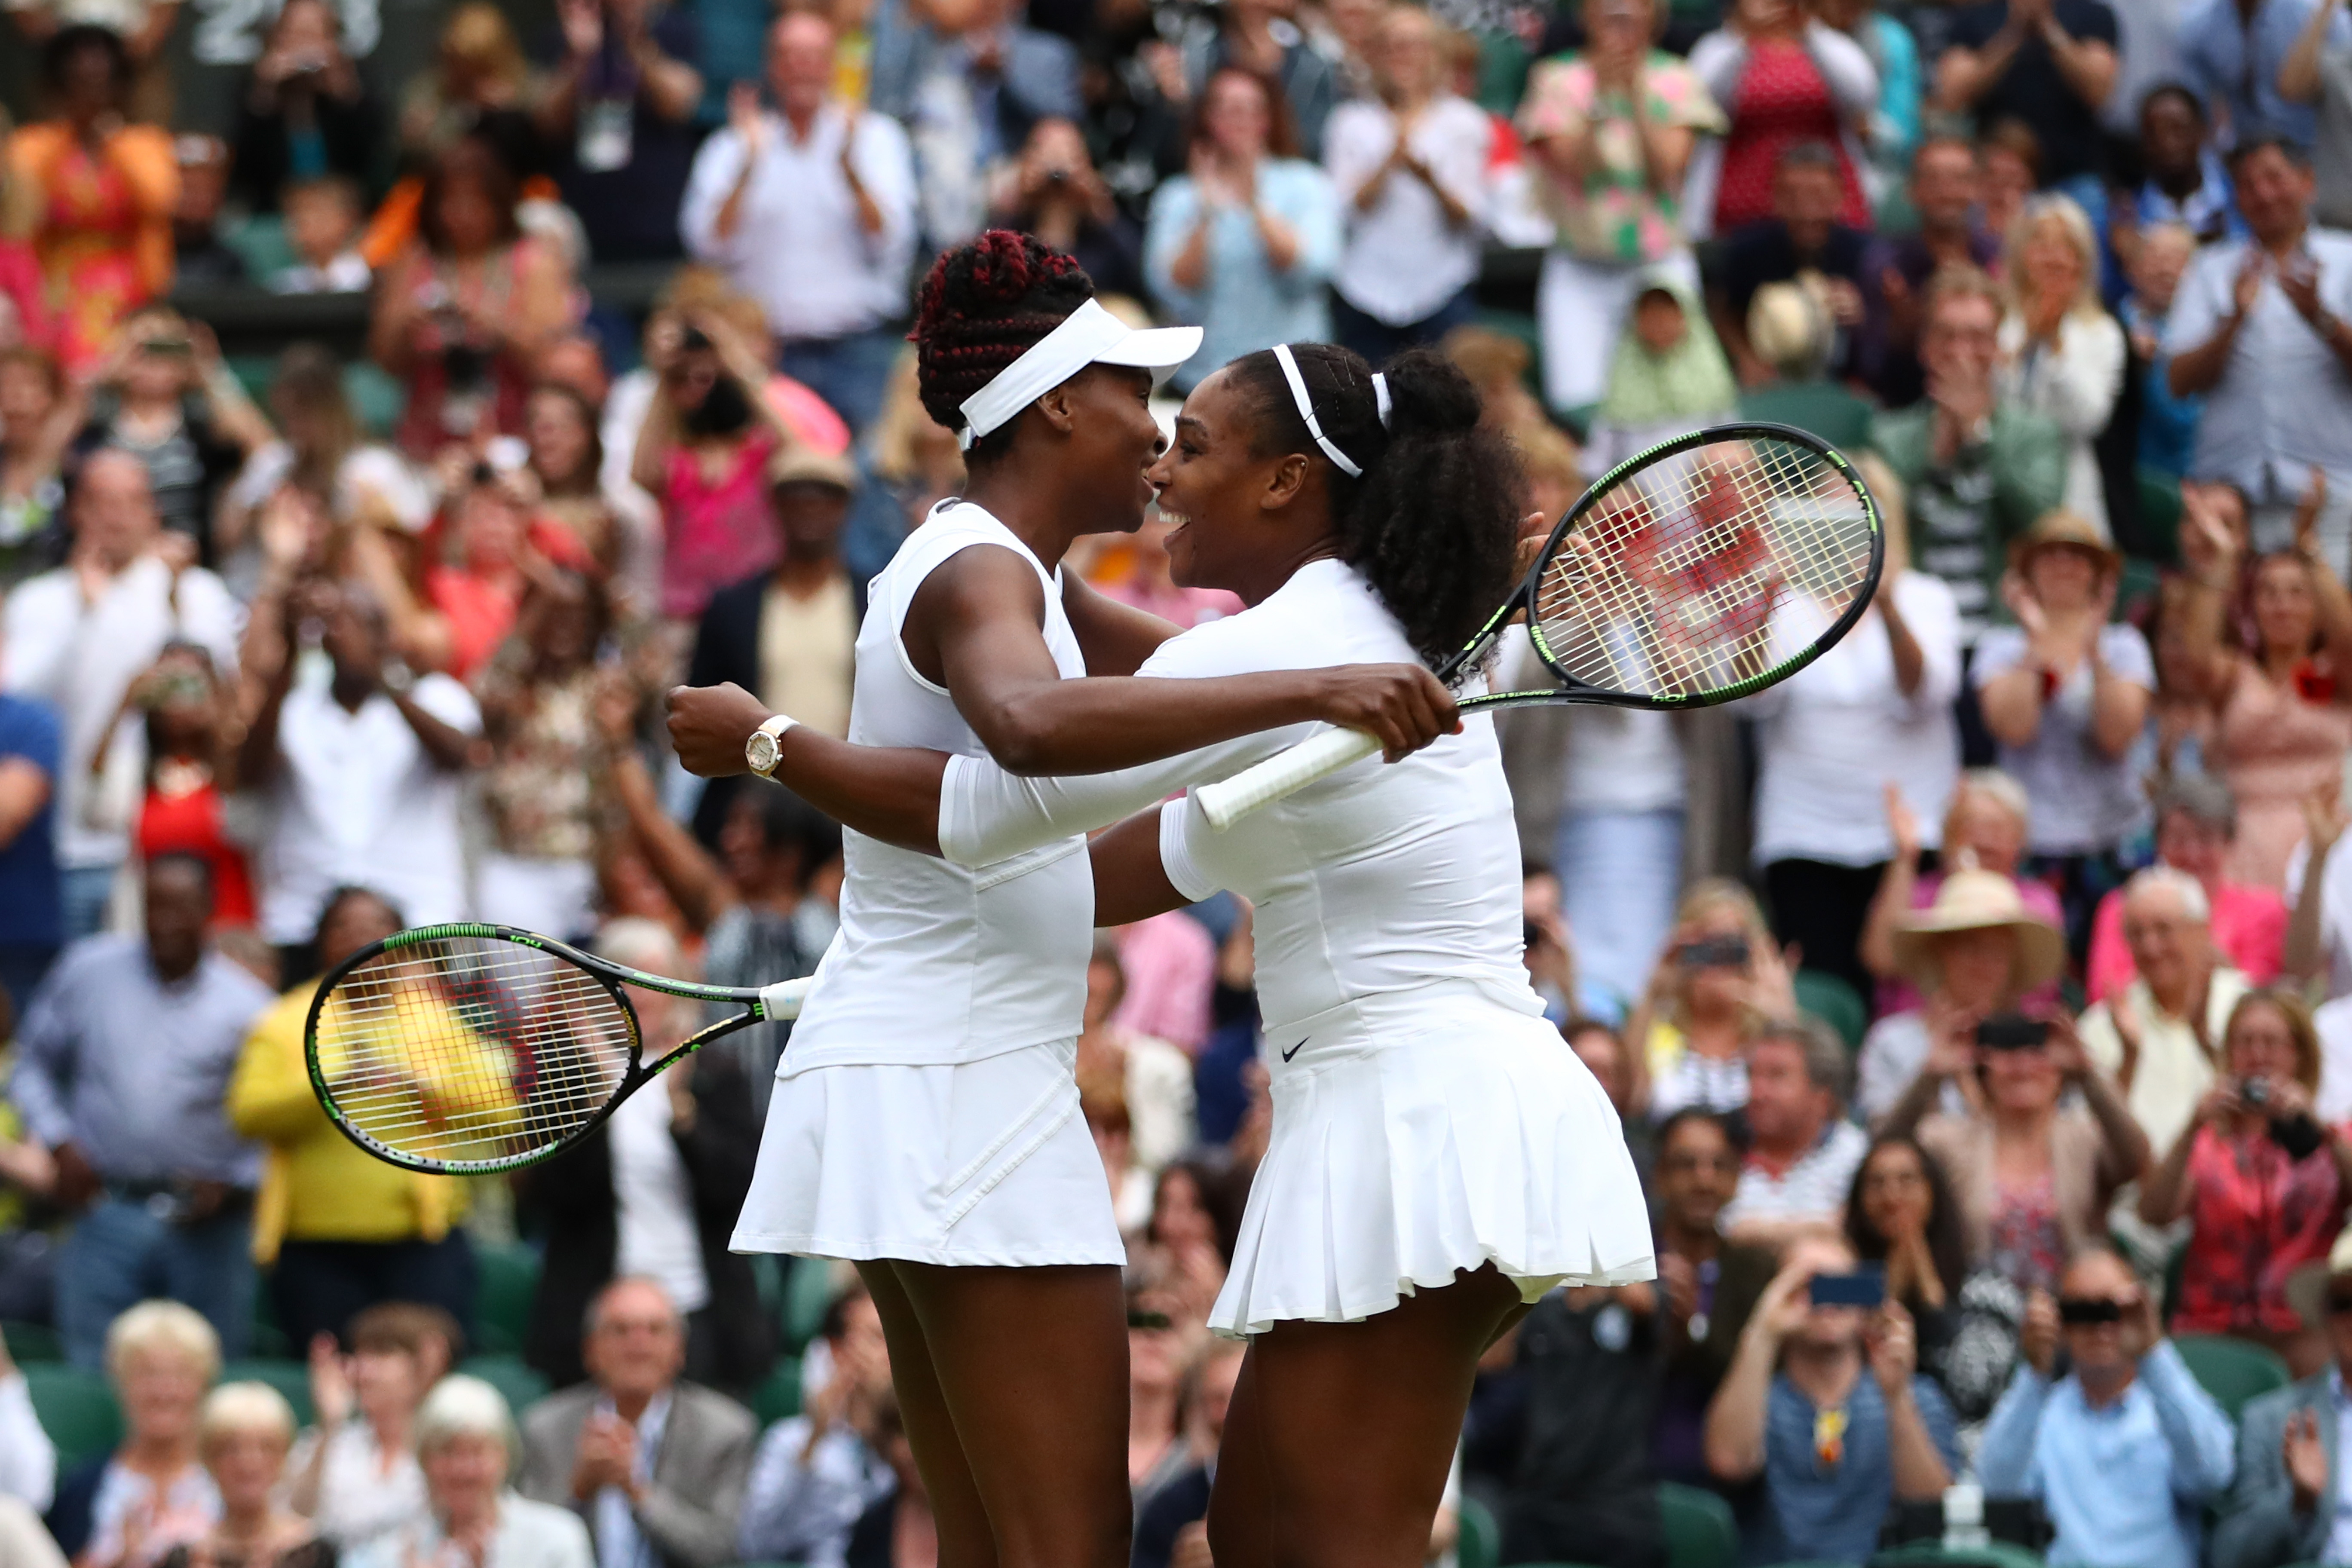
[753, 712, 798, 776]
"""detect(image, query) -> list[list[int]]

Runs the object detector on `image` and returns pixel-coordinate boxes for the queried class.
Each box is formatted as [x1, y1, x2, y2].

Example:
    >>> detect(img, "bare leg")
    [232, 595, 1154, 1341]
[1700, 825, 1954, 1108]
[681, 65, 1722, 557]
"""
[857, 1261, 1000, 1568]
[894, 1260, 1133, 1568]
[1206, 1265, 1530, 1568]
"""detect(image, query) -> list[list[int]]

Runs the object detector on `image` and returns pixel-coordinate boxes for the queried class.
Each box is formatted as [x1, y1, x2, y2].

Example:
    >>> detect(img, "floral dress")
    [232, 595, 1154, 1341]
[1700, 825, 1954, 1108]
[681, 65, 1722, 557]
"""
[1516, 52, 1725, 264]
[5, 122, 178, 372]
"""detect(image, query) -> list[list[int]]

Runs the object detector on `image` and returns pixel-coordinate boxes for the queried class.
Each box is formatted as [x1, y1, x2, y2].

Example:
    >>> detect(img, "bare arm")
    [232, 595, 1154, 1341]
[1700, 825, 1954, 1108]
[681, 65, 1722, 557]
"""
[1060, 574, 1183, 677]
[2137, 1108, 2208, 1226]
[2282, 0, 2343, 103]
[2040, 24, 2117, 109]
[1090, 806, 1192, 925]
[603, 720, 739, 930]
[631, 382, 682, 497]
[1977, 661, 2047, 746]
[1703, 1312, 1784, 1483]
[0, 760, 49, 853]
[668, 683, 949, 854]
[1883, 1377, 1954, 1499]
[2088, 644, 2152, 759]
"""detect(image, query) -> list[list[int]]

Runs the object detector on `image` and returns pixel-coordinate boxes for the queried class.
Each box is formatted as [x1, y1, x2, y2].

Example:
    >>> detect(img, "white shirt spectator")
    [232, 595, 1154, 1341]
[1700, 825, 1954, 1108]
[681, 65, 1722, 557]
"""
[1324, 95, 1491, 328]
[2314, 993, 2352, 1123]
[1969, 622, 2156, 855]
[2286, 835, 2352, 1000]
[1718, 1118, 1869, 1233]
[680, 108, 919, 343]
[1, 556, 240, 871]
[736, 1415, 893, 1568]
[352, 1493, 594, 1568]
[1746, 571, 1963, 870]
[0, 1371, 56, 1513]
[256, 662, 480, 943]
[288, 1423, 427, 1550]
[1997, 311, 2128, 534]
[607, 1070, 710, 1315]
[2079, 968, 2250, 1158]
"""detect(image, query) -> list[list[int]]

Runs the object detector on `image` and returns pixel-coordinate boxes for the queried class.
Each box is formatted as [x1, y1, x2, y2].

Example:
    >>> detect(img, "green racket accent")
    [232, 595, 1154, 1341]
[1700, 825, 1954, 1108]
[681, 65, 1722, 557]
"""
[306, 923, 814, 1175]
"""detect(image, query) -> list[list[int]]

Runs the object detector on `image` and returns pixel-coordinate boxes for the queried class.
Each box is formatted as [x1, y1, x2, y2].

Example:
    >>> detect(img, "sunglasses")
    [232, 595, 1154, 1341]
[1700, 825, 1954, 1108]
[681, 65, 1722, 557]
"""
[2326, 1292, 2352, 1316]
[1127, 1308, 1174, 1331]
[2057, 1297, 2126, 1326]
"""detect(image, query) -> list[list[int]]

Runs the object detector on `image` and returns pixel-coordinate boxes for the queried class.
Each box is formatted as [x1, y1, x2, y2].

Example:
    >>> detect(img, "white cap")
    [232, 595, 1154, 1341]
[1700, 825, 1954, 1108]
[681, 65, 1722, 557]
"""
[957, 298, 1202, 450]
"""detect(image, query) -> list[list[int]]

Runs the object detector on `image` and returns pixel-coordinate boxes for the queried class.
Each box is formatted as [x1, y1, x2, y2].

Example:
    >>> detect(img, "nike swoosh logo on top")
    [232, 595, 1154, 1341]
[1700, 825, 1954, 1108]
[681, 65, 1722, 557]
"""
[1280, 1039, 1308, 1063]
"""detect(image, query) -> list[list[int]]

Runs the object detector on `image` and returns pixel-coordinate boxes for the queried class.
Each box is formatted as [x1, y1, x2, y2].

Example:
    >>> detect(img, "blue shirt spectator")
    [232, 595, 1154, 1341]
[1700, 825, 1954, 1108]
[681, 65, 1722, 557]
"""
[2213, 1231, 2352, 1568]
[0, 692, 61, 1018]
[1977, 1250, 2237, 1568]
[2178, 0, 2351, 148]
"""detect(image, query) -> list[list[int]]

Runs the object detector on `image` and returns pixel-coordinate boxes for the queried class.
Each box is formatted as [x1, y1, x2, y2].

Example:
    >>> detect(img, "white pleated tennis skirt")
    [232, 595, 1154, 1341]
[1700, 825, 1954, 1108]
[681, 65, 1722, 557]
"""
[730, 1038, 1128, 1268]
[1210, 979, 1656, 1338]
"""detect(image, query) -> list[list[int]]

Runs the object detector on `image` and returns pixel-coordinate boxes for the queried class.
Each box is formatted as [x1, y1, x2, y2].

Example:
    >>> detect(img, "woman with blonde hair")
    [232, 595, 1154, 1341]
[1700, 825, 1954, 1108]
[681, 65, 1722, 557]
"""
[395, 2, 542, 173]
[353, 1377, 591, 1568]
[155, 1384, 329, 1568]
[1998, 194, 2126, 533]
[59, 1302, 221, 1568]
[1624, 878, 1797, 1120]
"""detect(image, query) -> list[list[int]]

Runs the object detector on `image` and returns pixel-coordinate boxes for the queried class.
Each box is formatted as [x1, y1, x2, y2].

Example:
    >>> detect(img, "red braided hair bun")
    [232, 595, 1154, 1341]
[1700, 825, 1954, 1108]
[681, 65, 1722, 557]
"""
[910, 230, 1097, 447]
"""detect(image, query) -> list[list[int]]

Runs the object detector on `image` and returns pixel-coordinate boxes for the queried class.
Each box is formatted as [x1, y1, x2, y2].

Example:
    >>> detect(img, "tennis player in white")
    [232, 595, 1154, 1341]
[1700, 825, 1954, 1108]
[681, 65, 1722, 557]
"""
[674, 340, 1654, 1568]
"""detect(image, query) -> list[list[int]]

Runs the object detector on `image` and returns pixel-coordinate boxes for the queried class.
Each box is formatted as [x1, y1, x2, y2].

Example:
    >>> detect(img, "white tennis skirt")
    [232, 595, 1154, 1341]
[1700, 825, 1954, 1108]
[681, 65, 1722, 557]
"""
[730, 1038, 1128, 1268]
[1210, 979, 1656, 1338]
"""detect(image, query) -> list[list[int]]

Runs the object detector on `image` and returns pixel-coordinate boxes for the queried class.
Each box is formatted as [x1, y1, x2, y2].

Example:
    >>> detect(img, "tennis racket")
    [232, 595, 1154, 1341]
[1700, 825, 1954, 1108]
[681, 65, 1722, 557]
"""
[1195, 421, 1883, 829]
[306, 923, 816, 1175]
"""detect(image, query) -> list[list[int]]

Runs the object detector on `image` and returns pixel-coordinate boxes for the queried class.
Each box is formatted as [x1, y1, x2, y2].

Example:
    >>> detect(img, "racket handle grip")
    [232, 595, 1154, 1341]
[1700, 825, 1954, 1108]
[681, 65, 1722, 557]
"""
[1197, 727, 1384, 830]
[759, 976, 816, 1021]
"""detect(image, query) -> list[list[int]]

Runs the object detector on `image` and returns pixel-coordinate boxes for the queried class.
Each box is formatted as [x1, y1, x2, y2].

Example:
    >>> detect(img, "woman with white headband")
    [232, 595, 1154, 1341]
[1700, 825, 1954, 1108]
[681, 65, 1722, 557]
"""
[667, 233, 1454, 1568]
[675, 337, 1652, 1566]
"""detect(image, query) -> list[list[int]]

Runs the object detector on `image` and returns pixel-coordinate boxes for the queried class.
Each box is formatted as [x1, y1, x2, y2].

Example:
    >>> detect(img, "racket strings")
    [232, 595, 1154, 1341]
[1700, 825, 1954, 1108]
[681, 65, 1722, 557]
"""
[312, 936, 638, 1170]
[1532, 436, 1875, 699]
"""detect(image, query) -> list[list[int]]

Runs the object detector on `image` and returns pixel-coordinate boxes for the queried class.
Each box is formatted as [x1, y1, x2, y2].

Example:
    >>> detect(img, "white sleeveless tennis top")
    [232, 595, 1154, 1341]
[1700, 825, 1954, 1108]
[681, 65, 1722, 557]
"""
[779, 500, 1094, 1074]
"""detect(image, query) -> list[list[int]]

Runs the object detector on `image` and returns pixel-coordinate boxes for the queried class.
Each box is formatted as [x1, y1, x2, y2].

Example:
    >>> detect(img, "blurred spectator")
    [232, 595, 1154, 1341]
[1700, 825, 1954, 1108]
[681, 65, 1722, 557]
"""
[166, 136, 244, 289]
[2180, 0, 2347, 152]
[0, 347, 74, 586]
[1972, 511, 2154, 949]
[1814, 0, 1920, 203]
[1112, 910, 1217, 1060]
[1322, 4, 1488, 363]
[1702, 1234, 1959, 1565]
[156, 1382, 328, 1568]
[1856, 867, 2067, 1124]
[515, 1275, 758, 1566]
[229, 0, 380, 215]
[3, 27, 178, 372]
[1710, 142, 1873, 389]
[1516, 0, 1722, 414]
[2, 450, 239, 937]
[679, 12, 919, 437]
[2121, 221, 2205, 479]
[1685, 0, 1877, 237]
[1977, 1251, 2236, 1568]
[268, 177, 371, 294]
[736, 1283, 892, 1568]
[71, 307, 272, 565]
[537, 0, 703, 263]
[1585, 269, 1737, 469]
[2118, 85, 2246, 253]
[2141, 989, 2350, 1374]
[1844, 1135, 1972, 1403]
[240, 578, 481, 958]
[1935, 0, 2120, 195]
[355, 1375, 596, 1568]
[285, 1303, 444, 1550]
[229, 887, 477, 1345]
[1884, 1010, 2149, 1294]
[407, 462, 556, 683]
[516, 925, 773, 1393]
[1650, 1109, 1775, 1487]
[837, 1387, 931, 1568]
[1131, 1339, 1244, 1568]
[1866, 137, 2001, 408]
[1145, 67, 1341, 393]
[0, 221, 49, 362]
[1982, 119, 2041, 247]
[2082, 867, 2254, 1160]
[0, 675, 59, 1021]
[1076, 936, 1196, 1176]
[0, 1328, 55, 1513]
[1626, 879, 1795, 1119]
[2000, 198, 2127, 533]
[2168, 138, 2352, 554]
[878, 0, 1082, 250]
[2280, 0, 2352, 228]
[1749, 522, 1962, 1004]
[2087, 775, 2287, 1003]
[118, 643, 253, 929]
[1082, 511, 1244, 630]
[526, 383, 634, 594]
[394, 3, 550, 180]
[1126, 1289, 1189, 1504]
[1164, 0, 1338, 161]
[1719, 1018, 1869, 1243]
[2215, 1228, 2352, 1568]
[1862, 772, 2065, 1014]
[373, 137, 573, 457]
[13, 855, 269, 1363]
[474, 570, 617, 939]
[1868, 268, 2069, 643]
[47, 1301, 219, 1565]
[987, 118, 1144, 301]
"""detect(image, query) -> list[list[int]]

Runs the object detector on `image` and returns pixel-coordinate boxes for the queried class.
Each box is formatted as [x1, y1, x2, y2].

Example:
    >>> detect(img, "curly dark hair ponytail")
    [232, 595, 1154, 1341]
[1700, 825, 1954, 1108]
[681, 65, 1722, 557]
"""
[909, 230, 1097, 461]
[1225, 344, 1525, 667]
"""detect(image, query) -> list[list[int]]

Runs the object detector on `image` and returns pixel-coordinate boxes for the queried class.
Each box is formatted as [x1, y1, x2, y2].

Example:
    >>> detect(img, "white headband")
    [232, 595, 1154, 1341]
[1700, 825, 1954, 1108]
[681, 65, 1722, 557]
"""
[1270, 344, 1389, 479]
[956, 298, 1202, 450]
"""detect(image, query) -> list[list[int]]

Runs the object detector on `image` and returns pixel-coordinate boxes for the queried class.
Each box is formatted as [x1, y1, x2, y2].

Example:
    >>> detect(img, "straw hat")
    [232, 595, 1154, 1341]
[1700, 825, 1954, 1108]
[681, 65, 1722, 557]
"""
[766, 444, 857, 494]
[2007, 508, 2122, 575]
[2287, 1226, 2352, 1330]
[1887, 868, 2067, 992]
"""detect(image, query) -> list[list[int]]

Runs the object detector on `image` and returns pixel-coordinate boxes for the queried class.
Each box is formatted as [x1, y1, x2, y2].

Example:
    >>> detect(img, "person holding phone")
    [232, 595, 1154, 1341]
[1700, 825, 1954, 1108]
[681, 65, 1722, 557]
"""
[1626, 879, 1797, 1121]
[2138, 989, 2352, 1376]
[1702, 1234, 1958, 1565]
[1977, 1248, 2235, 1568]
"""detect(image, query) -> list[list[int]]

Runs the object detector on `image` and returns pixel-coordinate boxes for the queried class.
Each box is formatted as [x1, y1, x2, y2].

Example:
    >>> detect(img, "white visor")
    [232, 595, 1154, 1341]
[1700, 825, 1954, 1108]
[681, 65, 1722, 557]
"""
[957, 298, 1203, 450]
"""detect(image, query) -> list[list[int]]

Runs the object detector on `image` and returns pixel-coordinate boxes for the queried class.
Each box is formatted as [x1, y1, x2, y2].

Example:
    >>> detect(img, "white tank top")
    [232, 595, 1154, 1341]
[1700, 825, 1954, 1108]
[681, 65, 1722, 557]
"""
[781, 501, 1094, 1074]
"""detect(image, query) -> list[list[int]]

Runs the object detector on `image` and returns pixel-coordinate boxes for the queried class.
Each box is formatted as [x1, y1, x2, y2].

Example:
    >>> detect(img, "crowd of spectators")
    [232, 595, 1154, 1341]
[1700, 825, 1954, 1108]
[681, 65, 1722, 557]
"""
[14, 0, 2352, 1557]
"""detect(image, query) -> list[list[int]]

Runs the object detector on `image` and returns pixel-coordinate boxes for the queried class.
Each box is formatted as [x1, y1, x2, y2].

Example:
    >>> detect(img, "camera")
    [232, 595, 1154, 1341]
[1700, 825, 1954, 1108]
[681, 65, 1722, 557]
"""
[680, 326, 714, 353]
[1676, 934, 1751, 970]
[1975, 1013, 2050, 1050]
[2241, 1077, 2272, 1107]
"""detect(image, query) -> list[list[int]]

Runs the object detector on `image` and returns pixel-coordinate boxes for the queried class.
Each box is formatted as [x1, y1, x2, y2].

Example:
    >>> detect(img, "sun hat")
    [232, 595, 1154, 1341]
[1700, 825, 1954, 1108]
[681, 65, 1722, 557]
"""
[2008, 508, 2122, 575]
[766, 444, 857, 494]
[2287, 1226, 2352, 1331]
[1887, 867, 2067, 992]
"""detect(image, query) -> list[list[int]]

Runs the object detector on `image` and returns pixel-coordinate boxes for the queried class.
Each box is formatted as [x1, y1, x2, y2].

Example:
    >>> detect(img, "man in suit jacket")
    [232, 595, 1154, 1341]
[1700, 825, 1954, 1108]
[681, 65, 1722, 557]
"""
[518, 1277, 760, 1568]
[2216, 1229, 2352, 1568]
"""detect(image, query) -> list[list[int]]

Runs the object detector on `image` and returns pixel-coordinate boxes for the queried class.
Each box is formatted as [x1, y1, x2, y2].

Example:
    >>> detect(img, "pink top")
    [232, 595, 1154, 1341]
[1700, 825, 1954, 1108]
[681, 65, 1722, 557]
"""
[766, 376, 851, 456]
[0, 239, 52, 350]
[2174, 1123, 2346, 1337]
[2213, 662, 2352, 892]
[2084, 878, 2286, 1004]
[1876, 870, 2068, 1017]
[1114, 910, 1216, 1056]
[659, 430, 781, 620]
[1100, 577, 1243, 628]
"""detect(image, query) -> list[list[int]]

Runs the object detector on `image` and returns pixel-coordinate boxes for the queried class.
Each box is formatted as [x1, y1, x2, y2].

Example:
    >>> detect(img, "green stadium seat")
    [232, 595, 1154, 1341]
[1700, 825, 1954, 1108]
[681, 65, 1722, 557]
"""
[221, 214, 297, 282]
[2132, 467, 2184, 566]
[473, 1241, 541, 1357]
[1793, 970, 1868, 1053]
[1457, 1495, 1499, 1568]
[1660, 1482, 1738, 1568]
[458, 1354, 550, 1417]
[1868, 1543, 2049, 1567]
[25, 1365, 120, 1470]
[749, 1357, 803, 1427]
[783, 1258, 838, 1353]
[2173, 1333, 2289, 1421]
[219, 1359, 315, 1426]
[1, 1322, 61, 1363]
